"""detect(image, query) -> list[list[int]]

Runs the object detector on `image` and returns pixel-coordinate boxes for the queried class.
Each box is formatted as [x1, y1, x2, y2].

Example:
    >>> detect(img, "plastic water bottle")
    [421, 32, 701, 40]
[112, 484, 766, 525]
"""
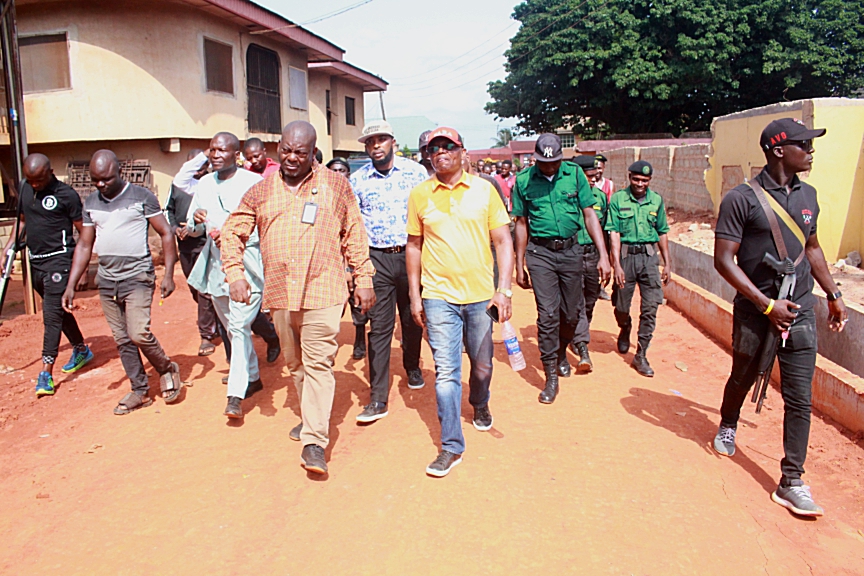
[501, 321, 526, 371]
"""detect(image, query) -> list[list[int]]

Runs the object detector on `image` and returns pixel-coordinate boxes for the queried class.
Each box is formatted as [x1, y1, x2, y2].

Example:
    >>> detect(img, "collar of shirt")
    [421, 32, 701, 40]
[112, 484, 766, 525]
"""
[624, 186, 657, 204]
[431, 170, 471, 193]
[529, 163, 573, 183]
[99, 182, 131, 203]
[756, 169, 802, 194]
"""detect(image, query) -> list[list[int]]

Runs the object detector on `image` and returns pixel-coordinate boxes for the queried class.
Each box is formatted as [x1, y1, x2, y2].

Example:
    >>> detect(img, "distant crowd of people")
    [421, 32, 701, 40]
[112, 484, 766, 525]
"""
[2, 116, 847, 518]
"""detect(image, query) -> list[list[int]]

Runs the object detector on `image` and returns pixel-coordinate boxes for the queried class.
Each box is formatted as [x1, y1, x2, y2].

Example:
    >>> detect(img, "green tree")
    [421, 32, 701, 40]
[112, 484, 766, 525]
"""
[493, 127, 515, 147]
[486, 0, 864, 135]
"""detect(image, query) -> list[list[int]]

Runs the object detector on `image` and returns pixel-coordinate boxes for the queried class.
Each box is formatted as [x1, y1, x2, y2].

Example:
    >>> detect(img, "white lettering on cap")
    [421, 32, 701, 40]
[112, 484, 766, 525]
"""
[543, 146, 554, 158]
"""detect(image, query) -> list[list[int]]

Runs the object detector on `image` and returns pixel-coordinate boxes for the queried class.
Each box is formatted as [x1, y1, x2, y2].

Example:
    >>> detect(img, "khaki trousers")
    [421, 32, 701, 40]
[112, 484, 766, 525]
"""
[272, 304, 342, 448]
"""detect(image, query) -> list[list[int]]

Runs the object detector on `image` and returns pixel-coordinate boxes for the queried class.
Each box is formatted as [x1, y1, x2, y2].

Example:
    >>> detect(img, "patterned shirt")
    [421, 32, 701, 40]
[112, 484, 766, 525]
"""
[350, 156, 429, 248]
[221, 166, 374, 312]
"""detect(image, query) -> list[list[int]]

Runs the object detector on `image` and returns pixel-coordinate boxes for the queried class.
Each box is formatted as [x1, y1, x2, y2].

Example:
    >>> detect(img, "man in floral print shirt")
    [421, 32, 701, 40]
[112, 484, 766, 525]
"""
[350, 121, 430, 424]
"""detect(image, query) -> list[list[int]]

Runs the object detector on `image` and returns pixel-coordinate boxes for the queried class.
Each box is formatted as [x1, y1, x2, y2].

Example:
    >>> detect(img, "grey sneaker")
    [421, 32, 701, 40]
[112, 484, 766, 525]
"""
[407, 369, 425, 390]
[356, 401, 388, 423]
[426, 450, 462, 477]
[713, 425, 736, 457]
[472, 405, 493, 431]
[289, 421, 302, 441]
[772, 483, 824, 517]
[301, 444, 327, 474]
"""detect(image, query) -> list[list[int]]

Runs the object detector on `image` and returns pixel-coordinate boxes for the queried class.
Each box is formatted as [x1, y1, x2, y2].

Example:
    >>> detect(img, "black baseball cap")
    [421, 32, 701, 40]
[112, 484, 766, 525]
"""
[573, 155, 598, 170]
[595, 154, 608, 162]
[628, 160, 653, 176]
[418, 130, 433, 150]
[760, 118, 826, 151]
[534, 133, 563, 162]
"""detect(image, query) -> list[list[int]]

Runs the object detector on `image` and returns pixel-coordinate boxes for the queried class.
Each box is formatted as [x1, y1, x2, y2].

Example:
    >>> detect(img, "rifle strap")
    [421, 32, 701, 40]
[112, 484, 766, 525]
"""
[747, 179, 806, 266]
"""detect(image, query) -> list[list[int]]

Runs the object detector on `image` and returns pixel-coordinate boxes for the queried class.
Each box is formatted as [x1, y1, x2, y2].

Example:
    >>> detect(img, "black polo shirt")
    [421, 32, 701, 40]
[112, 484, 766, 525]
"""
[19, 175, 82, 265]
[715, 168, 818, 313]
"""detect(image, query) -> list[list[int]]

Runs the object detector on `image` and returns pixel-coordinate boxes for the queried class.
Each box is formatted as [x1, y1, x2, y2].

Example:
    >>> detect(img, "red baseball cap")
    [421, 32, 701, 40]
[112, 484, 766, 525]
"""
[427, 127, 462, 147]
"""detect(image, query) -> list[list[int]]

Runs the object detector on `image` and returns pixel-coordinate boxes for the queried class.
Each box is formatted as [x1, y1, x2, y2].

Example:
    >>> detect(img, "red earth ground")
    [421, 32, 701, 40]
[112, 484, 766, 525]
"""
[1, 271, 863, 575]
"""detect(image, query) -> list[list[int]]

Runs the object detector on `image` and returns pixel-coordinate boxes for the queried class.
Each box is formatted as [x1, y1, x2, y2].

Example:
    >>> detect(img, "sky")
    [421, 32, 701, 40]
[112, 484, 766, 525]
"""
[257, 0, 522, 150]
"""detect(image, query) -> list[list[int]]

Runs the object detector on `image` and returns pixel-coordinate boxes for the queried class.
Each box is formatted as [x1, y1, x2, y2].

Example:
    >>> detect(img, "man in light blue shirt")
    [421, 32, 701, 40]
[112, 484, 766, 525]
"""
[350, 121, 430, 423]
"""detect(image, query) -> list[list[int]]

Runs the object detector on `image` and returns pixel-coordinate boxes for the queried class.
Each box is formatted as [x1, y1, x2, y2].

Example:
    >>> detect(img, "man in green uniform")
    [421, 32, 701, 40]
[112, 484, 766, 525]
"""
[569, 155, 608, 372]
[513, 135, 611, 404]
[606, 160, 672, 377]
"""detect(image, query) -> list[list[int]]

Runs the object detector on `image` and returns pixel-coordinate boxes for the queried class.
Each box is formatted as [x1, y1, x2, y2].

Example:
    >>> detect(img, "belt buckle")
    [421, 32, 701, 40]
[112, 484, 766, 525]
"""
[552, 239, 564, 250]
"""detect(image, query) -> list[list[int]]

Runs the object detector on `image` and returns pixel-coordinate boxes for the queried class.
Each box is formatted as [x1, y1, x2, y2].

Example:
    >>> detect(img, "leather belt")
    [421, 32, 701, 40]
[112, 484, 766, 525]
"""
[370, 245, 405, 254]
[625, 243, 651, 255]
[532, 235, 577, 251]
[582, 244, 597, 253]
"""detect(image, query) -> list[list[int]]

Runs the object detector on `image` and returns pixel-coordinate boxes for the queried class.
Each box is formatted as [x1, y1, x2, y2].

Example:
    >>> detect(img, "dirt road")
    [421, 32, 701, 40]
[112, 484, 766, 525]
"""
[1, 275, 863, 575]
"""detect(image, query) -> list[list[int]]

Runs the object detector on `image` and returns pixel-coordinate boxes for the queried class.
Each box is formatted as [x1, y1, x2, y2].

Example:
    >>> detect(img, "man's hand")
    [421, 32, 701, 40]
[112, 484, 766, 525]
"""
[410, 296, 425, 328]
[661, 266, 672, 285]
[354, 287, 376, 315]
[160, 274, 176, 299]
[209, 228, 221, 249]
[175, 226, 189, 241]
[516, 266, 531, 289]
[597, 257, 612, 286]
[229, 279, 251, 304]
[614, 263, 626, 288]
[346, 270, 355, 293]
[62, 286, 76, 313]
[768, 299, 800, 331]
[193, 209, 208, 225]
[828, 298, 848, 332]
[489, 292, 512, 323]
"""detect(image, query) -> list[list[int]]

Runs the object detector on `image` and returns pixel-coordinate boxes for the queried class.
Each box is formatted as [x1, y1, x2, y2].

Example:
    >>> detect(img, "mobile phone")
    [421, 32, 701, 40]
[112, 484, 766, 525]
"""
[486, 305, 500, 323]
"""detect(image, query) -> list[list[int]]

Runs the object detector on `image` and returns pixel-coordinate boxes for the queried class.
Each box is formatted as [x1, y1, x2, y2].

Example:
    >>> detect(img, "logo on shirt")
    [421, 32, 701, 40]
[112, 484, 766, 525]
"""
[802, 208, 813, 224]
[42, 195, 58, 211]
[51, 272, 63, 283]
[542, 146, 554, 158]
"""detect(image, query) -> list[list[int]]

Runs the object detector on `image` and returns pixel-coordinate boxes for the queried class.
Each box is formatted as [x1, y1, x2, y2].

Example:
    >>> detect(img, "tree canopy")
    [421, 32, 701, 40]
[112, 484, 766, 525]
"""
[486, 0, 864, 136]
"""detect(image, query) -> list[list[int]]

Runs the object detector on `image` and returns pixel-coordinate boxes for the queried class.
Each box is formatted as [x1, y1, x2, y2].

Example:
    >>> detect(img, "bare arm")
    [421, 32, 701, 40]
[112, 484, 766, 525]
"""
[173, 151, 207, 194]
[489, 224, 514, 323]
[62, 226, 95, 311]
[805, 232, 847, 331]
[149, 213, 178, 298]
[407, 234, 425, 328]
[657, 233, 672, 285]
[582, 207, 611, 286]
[514, 216, 530, 289]
[610, 231, 624, 287]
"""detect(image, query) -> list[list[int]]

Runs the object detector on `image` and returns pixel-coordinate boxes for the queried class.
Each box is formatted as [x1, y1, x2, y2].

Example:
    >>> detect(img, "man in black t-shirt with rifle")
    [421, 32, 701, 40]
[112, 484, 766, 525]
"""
[1, 154, 94, 397]
[713, 118, 847, 518]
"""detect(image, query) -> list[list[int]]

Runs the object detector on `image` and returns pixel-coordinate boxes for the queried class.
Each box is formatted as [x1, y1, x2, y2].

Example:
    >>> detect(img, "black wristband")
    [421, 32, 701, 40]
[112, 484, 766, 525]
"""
[826, 291, 842, 301]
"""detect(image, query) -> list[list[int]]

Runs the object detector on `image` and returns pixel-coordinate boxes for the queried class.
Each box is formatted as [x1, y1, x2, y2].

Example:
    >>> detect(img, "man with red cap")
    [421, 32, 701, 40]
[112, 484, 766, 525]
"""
[712, 118, 847, 517]
[406, 127, 514, 477]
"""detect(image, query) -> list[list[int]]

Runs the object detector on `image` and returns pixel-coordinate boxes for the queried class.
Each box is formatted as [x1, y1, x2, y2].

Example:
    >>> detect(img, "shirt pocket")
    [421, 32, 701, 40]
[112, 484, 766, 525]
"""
[616, 210, 636, 235]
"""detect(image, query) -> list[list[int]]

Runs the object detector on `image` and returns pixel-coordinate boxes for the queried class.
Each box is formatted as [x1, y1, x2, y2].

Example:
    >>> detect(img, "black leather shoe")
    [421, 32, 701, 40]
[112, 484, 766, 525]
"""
[557, 358, 571, 378]
[407, 368, 425, 390]
[266, 341, 281, 364]
[539, 364, 559, 404]
[352, 325, 366, 359]
[224, 396, 243, 419]
[301, 444, 327, 474]
[617, 324, 631, 354]
[575, 342, 593, 373]
[631, 353, 654, 377]
[245, 379, 264, 399]
[289, 421, 302, 441]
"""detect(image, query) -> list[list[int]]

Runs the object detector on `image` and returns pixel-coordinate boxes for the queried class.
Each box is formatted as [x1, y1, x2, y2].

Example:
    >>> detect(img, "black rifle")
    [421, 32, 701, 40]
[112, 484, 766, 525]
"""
[751, 253, 796, 413]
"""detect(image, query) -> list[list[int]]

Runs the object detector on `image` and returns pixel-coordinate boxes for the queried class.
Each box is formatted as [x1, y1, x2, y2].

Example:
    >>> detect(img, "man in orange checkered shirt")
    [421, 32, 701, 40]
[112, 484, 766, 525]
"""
[221, 121, 376, 475]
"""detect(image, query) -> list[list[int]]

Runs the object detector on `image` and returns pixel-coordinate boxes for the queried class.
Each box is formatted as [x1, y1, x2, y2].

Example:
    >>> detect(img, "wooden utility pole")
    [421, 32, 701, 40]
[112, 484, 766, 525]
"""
[0, 0, 35, 315]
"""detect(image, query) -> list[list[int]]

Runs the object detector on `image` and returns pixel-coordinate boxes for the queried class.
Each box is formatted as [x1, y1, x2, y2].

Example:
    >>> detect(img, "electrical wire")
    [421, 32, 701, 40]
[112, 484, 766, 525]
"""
[250, 0, 374, 34]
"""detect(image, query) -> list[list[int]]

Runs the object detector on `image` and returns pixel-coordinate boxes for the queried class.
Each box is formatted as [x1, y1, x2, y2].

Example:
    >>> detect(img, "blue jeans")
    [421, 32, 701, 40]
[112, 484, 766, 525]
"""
[423, 298, 494, 454]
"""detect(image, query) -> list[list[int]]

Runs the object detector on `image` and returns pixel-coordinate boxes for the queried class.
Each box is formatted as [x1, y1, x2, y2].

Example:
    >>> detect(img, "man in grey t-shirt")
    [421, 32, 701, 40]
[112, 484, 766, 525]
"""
[63, 150, 183, 415]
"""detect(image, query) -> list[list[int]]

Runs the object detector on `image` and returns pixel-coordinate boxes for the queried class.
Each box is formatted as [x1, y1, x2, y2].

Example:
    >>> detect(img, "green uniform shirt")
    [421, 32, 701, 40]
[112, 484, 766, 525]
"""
[576, 186, 607, 245]
[511, 161, 595, 239]
[604, 187, 669, 243]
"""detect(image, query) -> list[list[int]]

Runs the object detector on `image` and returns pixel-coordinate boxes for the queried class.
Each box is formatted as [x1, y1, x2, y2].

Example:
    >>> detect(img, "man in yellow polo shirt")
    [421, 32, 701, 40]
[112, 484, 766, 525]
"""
[406, 127, 514, 478]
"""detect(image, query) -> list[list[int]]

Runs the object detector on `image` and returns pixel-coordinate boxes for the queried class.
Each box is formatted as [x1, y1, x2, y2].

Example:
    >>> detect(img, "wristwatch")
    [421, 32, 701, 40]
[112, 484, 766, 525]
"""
[826, 291, 842, 301]
[496, 288, 513, 298]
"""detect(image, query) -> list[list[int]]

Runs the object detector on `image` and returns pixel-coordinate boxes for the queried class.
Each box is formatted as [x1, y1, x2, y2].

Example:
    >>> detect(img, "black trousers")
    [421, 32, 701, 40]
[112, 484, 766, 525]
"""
[367, 249, 422, 404]
[573, 244, 600, 345]
[179, 248, 218, 341]
[525, 241, 585, 365]
[613, 250, 663, 352]
[219, 309, 279, 363]
[32, 258, 85, 361]
[720, 306, 817, 483]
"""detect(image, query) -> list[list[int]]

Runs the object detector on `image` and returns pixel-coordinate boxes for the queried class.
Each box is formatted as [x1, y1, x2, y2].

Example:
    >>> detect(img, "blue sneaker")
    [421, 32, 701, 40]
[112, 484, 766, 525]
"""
[61, 346, 93, 374]
[35, 371, 55, 397]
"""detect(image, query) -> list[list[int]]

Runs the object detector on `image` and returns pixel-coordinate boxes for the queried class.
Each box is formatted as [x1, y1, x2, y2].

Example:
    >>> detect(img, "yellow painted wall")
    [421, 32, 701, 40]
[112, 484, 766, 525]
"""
[706, 97, 864, 260]
[330, 78, 365, 155]
[308, 72, 334, 163]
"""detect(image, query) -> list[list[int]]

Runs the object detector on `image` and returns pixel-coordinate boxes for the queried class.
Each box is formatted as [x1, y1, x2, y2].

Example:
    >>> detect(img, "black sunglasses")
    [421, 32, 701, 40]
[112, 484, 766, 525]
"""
[778, 140, 812, 151]
[428, 142, 460, 154]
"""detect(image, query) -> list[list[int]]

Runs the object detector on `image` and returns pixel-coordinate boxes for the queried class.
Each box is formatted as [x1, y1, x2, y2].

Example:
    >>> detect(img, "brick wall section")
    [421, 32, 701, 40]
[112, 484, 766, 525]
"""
[599, 144, 714, 212]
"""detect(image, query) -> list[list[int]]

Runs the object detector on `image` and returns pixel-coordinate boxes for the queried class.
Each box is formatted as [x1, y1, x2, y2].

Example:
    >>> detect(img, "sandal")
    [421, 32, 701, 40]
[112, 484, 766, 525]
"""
[198, 339, 216, 357]
[160, 361, 184, 404]
[114, 392, 153, 415]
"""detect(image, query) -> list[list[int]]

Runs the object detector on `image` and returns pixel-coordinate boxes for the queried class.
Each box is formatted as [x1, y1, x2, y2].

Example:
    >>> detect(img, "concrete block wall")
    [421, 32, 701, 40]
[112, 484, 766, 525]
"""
[599, 144, 714, 213]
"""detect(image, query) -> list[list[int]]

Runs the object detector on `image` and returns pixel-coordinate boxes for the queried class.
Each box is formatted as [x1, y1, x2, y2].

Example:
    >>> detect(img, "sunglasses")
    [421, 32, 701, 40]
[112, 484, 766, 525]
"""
[428, 142, 460, 154]
[778, 140, 812, 151]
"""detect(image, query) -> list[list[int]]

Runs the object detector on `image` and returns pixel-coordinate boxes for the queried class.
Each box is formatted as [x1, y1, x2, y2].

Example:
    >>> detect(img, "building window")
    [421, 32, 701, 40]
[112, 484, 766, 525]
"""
[288, 67, 307, 110]
[247, 44, 281, 133]
[345, 96, 356, 126]
[325, 89, 332, 135]
[559, 133, 575, 149]
[203, 38, 233, 95]
[20, 33, 70, 93]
